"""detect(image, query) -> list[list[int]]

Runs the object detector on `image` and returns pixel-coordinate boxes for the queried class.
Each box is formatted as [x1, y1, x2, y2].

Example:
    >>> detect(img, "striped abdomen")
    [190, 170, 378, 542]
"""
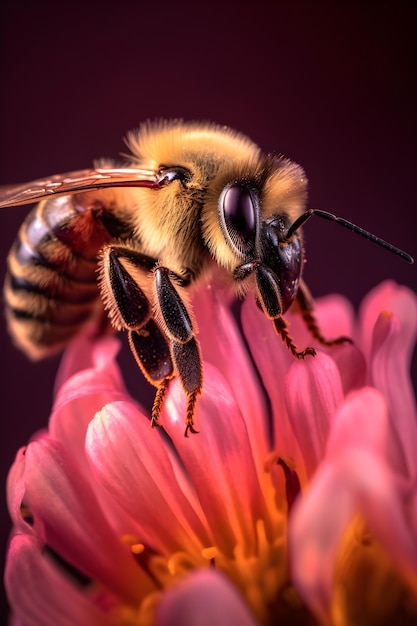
[4, 194, 119, 359]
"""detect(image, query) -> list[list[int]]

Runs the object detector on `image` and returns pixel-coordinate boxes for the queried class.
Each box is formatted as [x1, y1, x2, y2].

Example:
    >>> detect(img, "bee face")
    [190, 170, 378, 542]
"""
[126, 121, 264, 272]
[0, 120, 412, 436]
[201, 152, 308, 275]
[127, 121, 308, 279]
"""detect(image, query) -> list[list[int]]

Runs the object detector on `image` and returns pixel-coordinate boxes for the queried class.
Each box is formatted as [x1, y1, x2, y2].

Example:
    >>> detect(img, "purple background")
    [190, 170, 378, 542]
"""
[0, 2, 415, 621]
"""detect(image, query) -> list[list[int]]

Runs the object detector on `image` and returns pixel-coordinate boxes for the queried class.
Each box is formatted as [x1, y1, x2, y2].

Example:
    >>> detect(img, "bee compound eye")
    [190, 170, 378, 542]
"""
[220, 183, 257, 254]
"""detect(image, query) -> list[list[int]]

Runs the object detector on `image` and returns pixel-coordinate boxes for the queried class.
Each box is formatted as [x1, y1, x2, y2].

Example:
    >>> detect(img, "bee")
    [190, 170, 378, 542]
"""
[1, 120, 413, 435]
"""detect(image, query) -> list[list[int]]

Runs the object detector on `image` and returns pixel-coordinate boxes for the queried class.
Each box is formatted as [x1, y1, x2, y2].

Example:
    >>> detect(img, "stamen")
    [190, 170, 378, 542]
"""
[202, 546, 218, 567]
[121, 535, 163, 589]
[277, 457, 301, 512]
[221, 519, 287, 625]
[167, 552, 199, 576]
[131, 543, 145, 555]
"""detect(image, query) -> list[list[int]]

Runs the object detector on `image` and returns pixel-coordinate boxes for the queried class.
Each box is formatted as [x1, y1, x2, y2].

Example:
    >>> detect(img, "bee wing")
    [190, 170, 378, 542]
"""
[0, 167, 159, 208]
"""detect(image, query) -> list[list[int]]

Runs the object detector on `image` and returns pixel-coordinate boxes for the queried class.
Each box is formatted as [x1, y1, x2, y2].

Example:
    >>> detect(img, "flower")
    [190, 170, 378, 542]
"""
[5, 280, 417, 625]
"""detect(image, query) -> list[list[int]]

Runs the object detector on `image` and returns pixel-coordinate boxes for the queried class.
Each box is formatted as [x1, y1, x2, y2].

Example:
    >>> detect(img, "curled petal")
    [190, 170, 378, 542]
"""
[7, 448, 36, 531]
[284, 352, 344, 477]
[5, 533, 116, 626]
[370, 308, 417, 479]
[54, 332, 124, 393]
[330, 391, 417, 585]
[50, 336, 133, 459]
[291, 449, 417, 624]
[359, 281, 417, 369]
[53, 336, 127, 411]
[161, 363, 270, 556]
[155, 568, 258, 626]
[16, 437, 154, 604]
[289, 389, 417, 623]
[86, 400, 210, 555]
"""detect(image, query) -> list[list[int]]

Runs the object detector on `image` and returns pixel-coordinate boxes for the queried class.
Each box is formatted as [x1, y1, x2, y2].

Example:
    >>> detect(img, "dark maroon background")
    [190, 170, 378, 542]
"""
[0, 2, 416, 621]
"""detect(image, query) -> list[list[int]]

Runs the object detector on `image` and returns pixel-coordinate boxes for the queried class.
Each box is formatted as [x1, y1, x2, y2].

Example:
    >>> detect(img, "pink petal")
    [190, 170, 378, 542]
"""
[291, 449, 417, 621]
[85, 400, 211, 555]
[14, 437, 154, 604]
[7, 447, 38, 533]
[326, 387, 388, 456]
[49, 336, 133, 459]
[193, 284, 270, 468]
[5, 533, 116, 626]
[155, 569, 258, 626]
[285, 292, 355, 351]
[288, 462, 353, 623]
[327, 342, 367, 395]
[370, 308, 417, 479]
[289, 388, 417, 622]
[241, 293, 355, 463]
[53, 336, 127, 410]
[359, 281, 417, 369]
[284, 351, 344, 477]
[273, 292, 355, 356]
[308, 293, 355, 342]
[53, 331, 121, 392]
[241, 297, 302, 462]
[161, 363, 270, 556]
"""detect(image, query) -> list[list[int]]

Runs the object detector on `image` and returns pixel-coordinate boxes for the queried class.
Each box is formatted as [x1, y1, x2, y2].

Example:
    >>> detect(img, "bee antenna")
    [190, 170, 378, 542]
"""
[287, 208, 414, 264]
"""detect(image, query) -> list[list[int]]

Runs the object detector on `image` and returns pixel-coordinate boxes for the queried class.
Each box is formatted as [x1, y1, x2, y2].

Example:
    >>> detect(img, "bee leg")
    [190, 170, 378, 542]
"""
[128, 322, 174, 428]
[296, 281, 353, 347]
[101, 246, 156, 330]
[251, 261, 316, 359]
[150, 379, 170, 428]
[273, 316, 316, 359]
[155, 267, 203, 436]
[101, 246, 175, 427]
[171, 338, 202, 436]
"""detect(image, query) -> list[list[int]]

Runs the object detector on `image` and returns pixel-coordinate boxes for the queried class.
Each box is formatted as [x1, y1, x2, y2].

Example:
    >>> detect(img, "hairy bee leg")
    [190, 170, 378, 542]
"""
[154, 267, 203, 435]
[150, 379, 170, 428]
[171, 338, 203, 437]
[102, 246, 176, 427]
[273, 317, 316, 359]
[128, 321, 174, 427]
[154, 266, 193, 343]
[103, 247, 155, 330]
[296, 281, 353, 346]
[247, 261, 316, 359]
[104, 250, 202, 433]
[184, 392, 199, 437]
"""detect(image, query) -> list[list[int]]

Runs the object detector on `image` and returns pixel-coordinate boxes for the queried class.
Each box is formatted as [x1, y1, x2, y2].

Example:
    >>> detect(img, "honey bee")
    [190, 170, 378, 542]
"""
[1, 120, 413, 435]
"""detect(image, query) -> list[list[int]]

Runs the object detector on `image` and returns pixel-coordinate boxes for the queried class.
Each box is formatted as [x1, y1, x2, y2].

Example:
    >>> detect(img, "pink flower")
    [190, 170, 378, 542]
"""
[5, 281, 417, 625]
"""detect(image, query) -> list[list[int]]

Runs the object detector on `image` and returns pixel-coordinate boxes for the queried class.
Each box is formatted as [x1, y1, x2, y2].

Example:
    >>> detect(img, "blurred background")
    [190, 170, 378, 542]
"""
[0, 1, 415, 621]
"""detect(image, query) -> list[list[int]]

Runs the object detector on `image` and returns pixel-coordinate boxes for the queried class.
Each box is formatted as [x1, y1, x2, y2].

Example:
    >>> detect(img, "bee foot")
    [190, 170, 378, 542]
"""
[184, 422, 199, 437]
[296, 346, 316, 359]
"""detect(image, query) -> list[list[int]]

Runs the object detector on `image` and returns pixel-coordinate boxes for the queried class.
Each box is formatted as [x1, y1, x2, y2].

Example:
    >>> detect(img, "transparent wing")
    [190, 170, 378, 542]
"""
[0, 167, 159, 208]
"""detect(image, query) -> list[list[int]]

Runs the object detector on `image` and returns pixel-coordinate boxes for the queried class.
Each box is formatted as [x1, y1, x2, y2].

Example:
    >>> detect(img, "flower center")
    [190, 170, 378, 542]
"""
[118, 457, 307, 626]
